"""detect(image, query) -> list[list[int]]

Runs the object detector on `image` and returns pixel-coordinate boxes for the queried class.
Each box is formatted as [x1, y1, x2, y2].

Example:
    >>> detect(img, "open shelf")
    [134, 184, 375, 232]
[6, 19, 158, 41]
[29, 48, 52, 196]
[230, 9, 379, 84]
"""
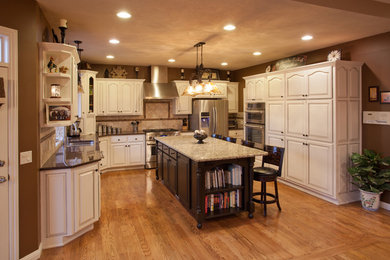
[205, 207, 242, 219]
[43, 98, 71, 103]
[205, 185, 244, 195]
[44, 72, 71, 79]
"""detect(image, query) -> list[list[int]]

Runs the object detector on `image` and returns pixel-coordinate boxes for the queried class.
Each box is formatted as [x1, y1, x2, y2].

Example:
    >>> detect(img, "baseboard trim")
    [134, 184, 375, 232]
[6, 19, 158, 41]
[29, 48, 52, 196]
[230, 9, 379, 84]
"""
[380, 201, 390, 210]
[19, 242, 42, 260]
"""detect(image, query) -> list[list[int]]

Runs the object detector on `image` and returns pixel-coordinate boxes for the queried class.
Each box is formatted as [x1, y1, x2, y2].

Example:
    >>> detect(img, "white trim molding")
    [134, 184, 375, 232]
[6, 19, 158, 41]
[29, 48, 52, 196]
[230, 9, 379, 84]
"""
[19, 243, 41, 260]
[0, 25, 19, 260]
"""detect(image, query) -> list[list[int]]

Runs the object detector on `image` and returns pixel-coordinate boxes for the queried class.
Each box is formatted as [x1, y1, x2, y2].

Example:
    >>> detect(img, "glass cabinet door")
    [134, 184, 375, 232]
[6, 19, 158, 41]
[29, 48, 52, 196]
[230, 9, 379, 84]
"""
[89, 77, 94, 113]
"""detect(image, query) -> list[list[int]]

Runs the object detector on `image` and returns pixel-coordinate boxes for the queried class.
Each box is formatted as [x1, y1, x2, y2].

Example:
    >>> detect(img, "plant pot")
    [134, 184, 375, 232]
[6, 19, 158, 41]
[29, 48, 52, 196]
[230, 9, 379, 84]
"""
[359, 189, 382, 211]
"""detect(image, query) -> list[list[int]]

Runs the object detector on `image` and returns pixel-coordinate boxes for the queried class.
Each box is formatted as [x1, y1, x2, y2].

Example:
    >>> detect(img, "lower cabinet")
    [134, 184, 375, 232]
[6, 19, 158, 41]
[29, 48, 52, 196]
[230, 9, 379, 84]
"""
[177, 153, 190, 209]
[285, 137, 333, 196]
[40, 162, 100, 249]
[109, 135, 145, 169]
[99, 137, 109, 169]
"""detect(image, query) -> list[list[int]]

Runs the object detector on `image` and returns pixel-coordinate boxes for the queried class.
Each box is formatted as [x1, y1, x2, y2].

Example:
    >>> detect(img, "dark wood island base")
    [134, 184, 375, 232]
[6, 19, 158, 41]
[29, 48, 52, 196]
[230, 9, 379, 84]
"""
[155, 137, 264, 228]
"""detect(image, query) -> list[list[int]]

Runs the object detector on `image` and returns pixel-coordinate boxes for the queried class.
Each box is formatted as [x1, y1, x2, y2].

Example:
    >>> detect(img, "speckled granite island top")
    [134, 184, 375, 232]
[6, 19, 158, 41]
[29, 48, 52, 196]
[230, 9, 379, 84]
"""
[155, 135, 267, 162]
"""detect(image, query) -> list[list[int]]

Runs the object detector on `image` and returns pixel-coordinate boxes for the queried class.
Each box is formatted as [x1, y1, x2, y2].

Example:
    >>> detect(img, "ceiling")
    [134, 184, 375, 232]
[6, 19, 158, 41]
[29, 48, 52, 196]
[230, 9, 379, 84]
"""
[37, 0, 390, 70]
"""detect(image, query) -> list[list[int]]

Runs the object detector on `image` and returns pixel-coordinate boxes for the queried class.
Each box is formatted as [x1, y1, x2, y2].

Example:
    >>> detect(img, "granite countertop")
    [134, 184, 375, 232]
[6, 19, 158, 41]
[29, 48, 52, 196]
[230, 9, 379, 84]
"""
[98, 131, 145, 137]
[41, 134, 102, 170]
[155, 135, 267, 162]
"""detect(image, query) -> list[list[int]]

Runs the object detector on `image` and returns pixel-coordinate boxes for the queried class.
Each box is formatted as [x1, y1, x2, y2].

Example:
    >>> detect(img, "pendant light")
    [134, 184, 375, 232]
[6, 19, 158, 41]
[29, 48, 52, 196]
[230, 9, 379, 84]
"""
[182, 42, 221, 96]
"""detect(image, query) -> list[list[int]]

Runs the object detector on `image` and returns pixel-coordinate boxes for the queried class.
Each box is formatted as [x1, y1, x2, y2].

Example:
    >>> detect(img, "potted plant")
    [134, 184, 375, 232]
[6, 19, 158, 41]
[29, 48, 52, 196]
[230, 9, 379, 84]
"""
[348, 149, 390, 211]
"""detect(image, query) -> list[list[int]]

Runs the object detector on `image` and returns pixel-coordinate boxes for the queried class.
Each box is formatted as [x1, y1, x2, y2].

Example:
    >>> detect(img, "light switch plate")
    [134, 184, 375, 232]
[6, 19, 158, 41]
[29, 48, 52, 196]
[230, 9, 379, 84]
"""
[20, 151, 32, 165]
[363, 111, 390, 125]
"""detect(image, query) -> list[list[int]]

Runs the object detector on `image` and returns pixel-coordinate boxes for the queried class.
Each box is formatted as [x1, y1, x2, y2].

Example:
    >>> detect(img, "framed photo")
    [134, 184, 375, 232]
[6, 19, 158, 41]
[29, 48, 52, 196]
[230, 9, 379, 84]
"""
[369, 86, 379, 102]
[202, 69, 220, 80]
[380, 91, 390, 104]
[46, 104, 71, 122]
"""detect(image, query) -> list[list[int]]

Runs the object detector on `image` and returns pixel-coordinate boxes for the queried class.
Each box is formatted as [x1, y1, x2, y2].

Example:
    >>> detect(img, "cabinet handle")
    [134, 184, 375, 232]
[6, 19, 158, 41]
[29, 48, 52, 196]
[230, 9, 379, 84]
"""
[281, 131, 284, 134]
[281, 96, 283, 98]
[95, 169, 98, 172]
[281, 139, 284, 141]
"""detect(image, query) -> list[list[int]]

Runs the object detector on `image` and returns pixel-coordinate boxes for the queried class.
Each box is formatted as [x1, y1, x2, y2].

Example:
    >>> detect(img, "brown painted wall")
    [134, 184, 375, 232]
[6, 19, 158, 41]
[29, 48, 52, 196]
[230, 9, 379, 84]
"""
[0, 0, 50, 257]
[232, 32, 390, 203]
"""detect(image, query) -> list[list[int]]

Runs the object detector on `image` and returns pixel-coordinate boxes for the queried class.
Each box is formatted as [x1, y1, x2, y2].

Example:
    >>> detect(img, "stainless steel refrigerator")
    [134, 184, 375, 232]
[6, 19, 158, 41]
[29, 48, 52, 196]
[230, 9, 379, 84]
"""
[190, 99, 228, 137]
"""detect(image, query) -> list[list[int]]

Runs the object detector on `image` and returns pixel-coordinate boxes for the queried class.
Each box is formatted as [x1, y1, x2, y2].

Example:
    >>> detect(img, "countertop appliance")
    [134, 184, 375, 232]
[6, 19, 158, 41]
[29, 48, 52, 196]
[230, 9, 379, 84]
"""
[189, 99, 228, 137]
[144, 128, 180, 169]
[245, 102, 265, 149]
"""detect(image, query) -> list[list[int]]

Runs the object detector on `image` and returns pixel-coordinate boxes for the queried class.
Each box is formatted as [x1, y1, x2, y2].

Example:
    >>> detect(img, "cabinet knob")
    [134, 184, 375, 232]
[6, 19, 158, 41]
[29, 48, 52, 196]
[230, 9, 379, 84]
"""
[281, 131, 284, 134]
[281, 96, 283, 98]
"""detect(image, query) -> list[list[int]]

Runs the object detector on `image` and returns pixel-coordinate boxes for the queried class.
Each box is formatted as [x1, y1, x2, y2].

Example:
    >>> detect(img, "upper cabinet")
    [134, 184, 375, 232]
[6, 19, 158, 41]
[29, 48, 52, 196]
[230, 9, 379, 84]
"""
[173, 80, 192, 115]
[245, 77, 266, 102]
[227, 82, 239, 113]
[267, 73, 285, 100]
[96, 79, 145, 116]
[39, 42, 80, 127]
[79, 70, 98, 135]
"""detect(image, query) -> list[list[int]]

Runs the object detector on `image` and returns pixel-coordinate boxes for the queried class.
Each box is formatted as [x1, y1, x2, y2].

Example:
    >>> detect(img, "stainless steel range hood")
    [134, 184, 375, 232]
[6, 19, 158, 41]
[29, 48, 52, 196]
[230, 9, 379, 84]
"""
[143, 65, 179, 99]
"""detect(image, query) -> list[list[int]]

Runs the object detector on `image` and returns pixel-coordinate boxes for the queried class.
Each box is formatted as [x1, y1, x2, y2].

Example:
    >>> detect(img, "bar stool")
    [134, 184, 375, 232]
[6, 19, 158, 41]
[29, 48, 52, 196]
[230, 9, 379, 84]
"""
[241, 140, 255, 148]
[223, 136, 237, 143]
[252, 145, 285, 216]
[211, 134, 222, 139]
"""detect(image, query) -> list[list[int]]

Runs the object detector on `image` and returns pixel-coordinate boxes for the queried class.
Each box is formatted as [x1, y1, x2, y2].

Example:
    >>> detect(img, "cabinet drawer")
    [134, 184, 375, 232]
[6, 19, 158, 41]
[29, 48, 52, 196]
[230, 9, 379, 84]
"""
[128, 135, 145, 142]
[162, 145, 169, 154]
[169, 149, 177, 159]
[111, 136, 128, 143]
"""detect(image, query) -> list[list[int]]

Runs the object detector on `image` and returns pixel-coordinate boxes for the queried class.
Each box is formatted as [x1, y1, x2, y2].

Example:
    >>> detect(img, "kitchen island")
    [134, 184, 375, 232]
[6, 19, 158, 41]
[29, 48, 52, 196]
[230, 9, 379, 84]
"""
[155, 135, 267, 228]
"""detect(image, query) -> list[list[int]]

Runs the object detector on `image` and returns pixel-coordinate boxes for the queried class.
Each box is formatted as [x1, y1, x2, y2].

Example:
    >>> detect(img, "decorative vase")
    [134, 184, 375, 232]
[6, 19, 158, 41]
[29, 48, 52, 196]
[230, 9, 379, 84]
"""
[359, 189, 382, 211]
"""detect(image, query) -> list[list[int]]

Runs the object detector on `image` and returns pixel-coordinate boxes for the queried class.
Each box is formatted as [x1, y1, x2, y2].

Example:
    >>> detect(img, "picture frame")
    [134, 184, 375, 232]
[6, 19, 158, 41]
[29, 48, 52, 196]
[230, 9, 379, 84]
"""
[46, 103, 71, 122]
[201, 69, 220, 80]
[368, 86, 379, 102]
[380, 91, 390, 104]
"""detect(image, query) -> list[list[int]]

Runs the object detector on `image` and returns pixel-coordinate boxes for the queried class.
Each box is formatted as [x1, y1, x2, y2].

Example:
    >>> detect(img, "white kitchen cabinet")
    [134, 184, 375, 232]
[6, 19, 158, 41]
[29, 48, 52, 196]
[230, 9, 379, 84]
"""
[99, 137, 109, 169]
[228, 129, 244, 143]
[110, 135, 145, 168]
[40, 162, 100, 249]
[79, 70, 98, 135]
[267, 73, 285, 100]
[227, 82, 239, 113]
[245, 60, 362, 205]
[286, 100, 332, 142]
[173, 80, 192, 114]
[266, 101, 285, 136]
[245, 77, 266, 102]
[97, 79, 145, 116]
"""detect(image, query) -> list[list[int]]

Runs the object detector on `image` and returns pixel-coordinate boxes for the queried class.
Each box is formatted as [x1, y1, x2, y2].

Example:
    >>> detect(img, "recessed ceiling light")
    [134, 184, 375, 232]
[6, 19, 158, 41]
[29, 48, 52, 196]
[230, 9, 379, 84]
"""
[106, 55, 114, 59]
[168, 58, 175, 63]
[223, 24, 236, 31]
[301, 35, 313, 41]
[253, 51, 262, 56]
[109, 39, 120, 44]
[221, 62, 228, 66]
[116, 11, 131, 19]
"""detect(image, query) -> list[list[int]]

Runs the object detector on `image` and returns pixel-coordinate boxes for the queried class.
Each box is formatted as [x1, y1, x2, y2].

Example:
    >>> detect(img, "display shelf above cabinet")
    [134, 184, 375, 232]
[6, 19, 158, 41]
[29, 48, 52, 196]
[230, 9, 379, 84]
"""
[43, 72, 71, 78]
[43, 98, 71, 103]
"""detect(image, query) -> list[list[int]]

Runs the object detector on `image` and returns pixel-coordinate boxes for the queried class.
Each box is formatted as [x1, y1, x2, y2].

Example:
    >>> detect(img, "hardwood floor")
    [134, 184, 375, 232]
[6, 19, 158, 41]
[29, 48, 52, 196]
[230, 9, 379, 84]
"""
[41, 169, 390, 259]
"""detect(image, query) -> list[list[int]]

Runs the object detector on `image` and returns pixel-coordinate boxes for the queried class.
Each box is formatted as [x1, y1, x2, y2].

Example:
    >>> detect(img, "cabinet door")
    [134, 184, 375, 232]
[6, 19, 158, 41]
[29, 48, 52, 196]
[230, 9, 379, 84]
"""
[267, 101, 285, 135]
[286, 100, 306, 138]
[307, 100, 332, 142]
[285, 138, 307, 184]
[74, 164, 98, 232]
[175, 83, 192, 114]
[246, 80, 255, 101]
[162, 153, 169, 186]
[97, 81, 107, 115]
[120, 82, 133, 114]
[110, 143, 127, 167]
[177, 153, 190, 209]
[286, 71, 306, 99]
[306, 66, 332, 99]
[267, 74, 285, 100]
[128, 142, 145, 165]
[168, 157, 177, 194]
[107, 82, 119, 114]
[157, 149, 163, 180]
[82, 114, 96, 135]
[255, 77, 266, 100]
[99, 138, 109, 169]
[307, 142, 333, 195]
[227, 83, 238, 113]
[133, 82, 143, 115]
[266, 134, 285, 148]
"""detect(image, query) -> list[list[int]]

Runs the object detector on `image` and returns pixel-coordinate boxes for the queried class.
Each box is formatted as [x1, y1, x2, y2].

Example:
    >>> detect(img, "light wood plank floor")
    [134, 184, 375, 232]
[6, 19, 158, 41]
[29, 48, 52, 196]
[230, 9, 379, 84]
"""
[41, 169, 390, 259]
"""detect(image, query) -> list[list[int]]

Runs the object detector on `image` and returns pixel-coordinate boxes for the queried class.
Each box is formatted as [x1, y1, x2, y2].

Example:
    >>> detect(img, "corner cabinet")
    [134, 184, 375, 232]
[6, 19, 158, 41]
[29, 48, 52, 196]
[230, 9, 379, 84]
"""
[96, 78, 145, 116]
[79, 70, 98, 135]
[173, 80, 192, 115]
[39, 42, 80, 127]
[244, 60, 363, 205]
[40, 162, 100, 249]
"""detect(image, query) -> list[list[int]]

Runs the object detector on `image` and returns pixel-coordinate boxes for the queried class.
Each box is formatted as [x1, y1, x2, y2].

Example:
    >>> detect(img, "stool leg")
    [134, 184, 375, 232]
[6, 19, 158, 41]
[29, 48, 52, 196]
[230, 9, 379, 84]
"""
[263, 181, 267, 216]
[261, 181, 265, 204]
[274, 179, 281, 211]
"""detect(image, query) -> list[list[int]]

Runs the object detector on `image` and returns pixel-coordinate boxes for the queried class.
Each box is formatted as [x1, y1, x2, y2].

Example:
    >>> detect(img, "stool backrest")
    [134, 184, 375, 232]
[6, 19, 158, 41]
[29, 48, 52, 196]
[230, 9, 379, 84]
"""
[211, 134, 222, 139]
[241, 139, 255, 148]
[262, 145, 285, 176]
[223, 136, 237, 143]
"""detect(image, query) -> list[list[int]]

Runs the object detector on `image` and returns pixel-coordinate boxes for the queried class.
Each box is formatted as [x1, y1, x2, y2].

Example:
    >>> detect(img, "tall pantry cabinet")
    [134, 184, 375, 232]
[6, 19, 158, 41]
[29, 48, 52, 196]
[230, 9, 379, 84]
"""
[244, 60, 363, 205]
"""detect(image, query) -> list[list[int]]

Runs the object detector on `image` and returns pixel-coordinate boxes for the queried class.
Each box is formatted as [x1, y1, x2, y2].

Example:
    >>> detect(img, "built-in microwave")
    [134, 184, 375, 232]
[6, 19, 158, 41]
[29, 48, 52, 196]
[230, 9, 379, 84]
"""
[245, 102, 265, 124]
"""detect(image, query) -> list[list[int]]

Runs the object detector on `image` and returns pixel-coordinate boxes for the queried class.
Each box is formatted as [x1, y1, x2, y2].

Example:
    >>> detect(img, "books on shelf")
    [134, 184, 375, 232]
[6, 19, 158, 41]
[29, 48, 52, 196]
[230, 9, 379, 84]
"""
[205, 164, 242, 190]
[205, 190, 241, 213]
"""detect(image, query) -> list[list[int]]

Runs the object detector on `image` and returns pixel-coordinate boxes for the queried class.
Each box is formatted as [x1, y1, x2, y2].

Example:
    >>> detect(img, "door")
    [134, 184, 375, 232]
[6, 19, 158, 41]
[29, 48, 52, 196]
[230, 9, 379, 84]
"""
[267, 74, 285, 99]
[246, 80, 255, 101]
[286, 71, 306, 99]
[107, 81, 119, 114]
[267, 101, 285, 135]
[214, 99, 229, 137]
[133, 82, 143, 114]
[307, 100, 333, 142]
[307, 142, 333, 195]
[128, 142, 144, 165]
[255, 77, 266, 100]
[0, 67, 9, 260]
[120, 82, 132, 114]
[227, 82, 238, 113]
[110, 143, 127, 167]
[177, 154, 190, 209]
[99, 138, 109, 169]
[97, 81, 107, 115]
[285, 138, 307, 184]
[306, 66, 332, 99]
[175, 83, 192, 114]
[286, 100, 306, 138]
